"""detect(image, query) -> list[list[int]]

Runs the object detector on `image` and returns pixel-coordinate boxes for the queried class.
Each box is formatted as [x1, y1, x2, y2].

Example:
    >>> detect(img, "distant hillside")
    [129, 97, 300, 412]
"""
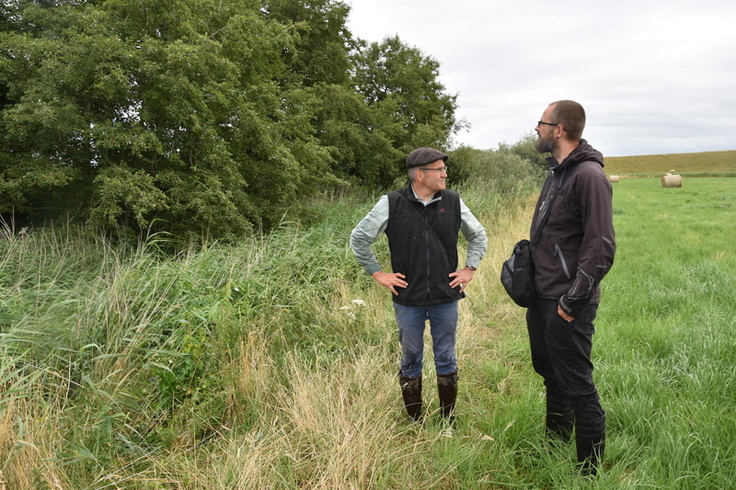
[604, 150, 736, 177]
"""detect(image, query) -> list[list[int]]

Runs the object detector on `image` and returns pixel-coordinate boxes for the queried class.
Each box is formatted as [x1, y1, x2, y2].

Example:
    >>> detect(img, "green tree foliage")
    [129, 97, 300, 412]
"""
[449, 144, 542, 193]
[498, 132, 549, 171]
[448, 132, 548, 190]
[349, 35, 461, 187]
[263, 0, 352, 86]
[0, 0, 462, 240]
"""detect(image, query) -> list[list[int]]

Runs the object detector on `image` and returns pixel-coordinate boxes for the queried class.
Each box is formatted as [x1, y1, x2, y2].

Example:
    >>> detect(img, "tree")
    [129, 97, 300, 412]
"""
[346, 35, 461, 187]
[352, 36, 459, 147]
[0, 0, 463, 239]
[262, 0, 353, 87]
[0, 0, 338, 238]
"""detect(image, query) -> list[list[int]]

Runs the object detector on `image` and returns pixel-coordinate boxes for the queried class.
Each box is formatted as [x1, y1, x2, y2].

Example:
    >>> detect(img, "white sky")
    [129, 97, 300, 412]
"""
[346, 0, 736, 156]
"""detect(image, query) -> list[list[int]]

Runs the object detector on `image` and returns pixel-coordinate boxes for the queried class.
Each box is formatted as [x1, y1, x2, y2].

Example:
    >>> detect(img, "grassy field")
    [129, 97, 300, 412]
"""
[605, 150, 736, 178]
[596, 178, 736, 487]
[0, 175, 735, 488]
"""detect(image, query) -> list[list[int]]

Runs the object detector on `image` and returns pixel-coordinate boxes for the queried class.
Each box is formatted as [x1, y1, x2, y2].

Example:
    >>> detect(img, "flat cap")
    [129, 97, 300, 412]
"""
[405, 147, 449, 169]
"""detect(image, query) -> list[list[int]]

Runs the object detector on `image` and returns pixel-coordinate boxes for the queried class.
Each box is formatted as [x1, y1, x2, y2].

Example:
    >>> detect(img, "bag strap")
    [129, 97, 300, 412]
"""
[531, 167, 573, 246]
[394, 191, 445, 244]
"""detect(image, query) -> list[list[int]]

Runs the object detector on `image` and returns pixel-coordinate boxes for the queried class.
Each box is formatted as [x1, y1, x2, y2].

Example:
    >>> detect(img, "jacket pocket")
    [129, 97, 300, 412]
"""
[554, 243, 572, 279]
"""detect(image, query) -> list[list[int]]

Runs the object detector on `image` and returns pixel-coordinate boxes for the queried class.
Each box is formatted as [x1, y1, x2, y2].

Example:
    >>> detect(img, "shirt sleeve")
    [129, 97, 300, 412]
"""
[459, 198, 487, 269]
[349, 195, 389, 275]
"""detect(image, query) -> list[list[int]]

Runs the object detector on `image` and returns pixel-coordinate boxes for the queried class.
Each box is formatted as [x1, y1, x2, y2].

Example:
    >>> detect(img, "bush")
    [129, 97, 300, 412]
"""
[449, 145, 543, 195]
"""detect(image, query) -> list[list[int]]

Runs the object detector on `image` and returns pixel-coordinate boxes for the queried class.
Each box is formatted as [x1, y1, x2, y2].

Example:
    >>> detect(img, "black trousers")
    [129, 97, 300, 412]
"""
[526, 299, 605, 422]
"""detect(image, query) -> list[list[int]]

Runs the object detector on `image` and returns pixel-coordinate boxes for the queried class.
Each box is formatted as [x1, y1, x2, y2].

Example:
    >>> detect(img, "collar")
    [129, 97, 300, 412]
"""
[410, 183, 443, 206]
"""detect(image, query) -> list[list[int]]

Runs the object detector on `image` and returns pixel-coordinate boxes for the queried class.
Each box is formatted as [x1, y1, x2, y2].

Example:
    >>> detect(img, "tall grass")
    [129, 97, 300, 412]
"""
[1, 176, 735, 488]
[595, 178, 736, 488]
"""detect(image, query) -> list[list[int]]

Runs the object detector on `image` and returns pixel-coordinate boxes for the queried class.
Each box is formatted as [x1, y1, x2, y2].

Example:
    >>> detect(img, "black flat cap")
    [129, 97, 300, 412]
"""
[405, 147, 449, 169]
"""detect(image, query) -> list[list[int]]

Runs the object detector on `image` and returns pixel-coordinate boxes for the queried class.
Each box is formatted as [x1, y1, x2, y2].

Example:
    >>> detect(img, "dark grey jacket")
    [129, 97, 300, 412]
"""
[530, 140, 616, 318]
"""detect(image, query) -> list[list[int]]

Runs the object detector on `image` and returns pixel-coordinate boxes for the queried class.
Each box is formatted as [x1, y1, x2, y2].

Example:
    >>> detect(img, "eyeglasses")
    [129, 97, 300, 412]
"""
[418, 166, 448, 174]
[537, 120, 558, 127]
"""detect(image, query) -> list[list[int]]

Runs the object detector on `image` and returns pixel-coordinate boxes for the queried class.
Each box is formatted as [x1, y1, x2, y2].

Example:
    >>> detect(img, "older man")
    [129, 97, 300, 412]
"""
[350, 147, 487, 423]
[529, 100, 616, 477]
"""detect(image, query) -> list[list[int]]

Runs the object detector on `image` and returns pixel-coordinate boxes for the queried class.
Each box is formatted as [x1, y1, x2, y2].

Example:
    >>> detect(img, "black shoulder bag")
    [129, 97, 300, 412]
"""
[500, 169, 570, 307]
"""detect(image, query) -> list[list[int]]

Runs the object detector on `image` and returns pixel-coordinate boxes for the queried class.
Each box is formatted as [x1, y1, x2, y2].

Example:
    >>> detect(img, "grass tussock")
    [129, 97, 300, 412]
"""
[1, 176, 736, 488]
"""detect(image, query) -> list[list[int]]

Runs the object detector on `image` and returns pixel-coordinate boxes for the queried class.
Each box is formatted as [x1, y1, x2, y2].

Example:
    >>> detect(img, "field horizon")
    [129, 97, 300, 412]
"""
[604, 149, 736, 177]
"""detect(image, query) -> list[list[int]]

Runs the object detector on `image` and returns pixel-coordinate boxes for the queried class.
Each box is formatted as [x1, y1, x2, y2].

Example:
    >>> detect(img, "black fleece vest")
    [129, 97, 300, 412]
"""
[385, 186, 463, 306]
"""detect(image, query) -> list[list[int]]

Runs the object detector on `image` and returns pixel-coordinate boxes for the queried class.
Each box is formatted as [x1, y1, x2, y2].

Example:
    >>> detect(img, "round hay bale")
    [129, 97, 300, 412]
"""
[661, 174, 683, 187]
[608, 175, 620, 183]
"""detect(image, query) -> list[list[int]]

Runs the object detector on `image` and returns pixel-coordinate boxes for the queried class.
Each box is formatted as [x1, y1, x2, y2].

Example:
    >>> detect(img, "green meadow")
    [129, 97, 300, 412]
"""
[605, 150, 736, 178]
[596, 178, 736, 488]
[1, 174, 735, 488]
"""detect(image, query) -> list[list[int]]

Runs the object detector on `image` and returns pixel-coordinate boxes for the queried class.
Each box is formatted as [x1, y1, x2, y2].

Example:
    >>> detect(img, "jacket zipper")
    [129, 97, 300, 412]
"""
[536, 170, 557, 229]
[555, 243, 571, 279]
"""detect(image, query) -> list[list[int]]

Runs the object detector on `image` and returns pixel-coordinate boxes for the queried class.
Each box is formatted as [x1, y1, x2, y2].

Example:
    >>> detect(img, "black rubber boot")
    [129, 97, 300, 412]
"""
[576, 413, 606, 478]
[437, 371, 458, 422]
[399, 374, 422, 422]
[546, 396, 574, 442]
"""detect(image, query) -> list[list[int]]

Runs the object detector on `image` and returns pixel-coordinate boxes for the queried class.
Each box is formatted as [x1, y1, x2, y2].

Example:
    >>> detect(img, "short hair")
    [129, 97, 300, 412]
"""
[408, 167, 418, 181]
[550, 100, 586, 141]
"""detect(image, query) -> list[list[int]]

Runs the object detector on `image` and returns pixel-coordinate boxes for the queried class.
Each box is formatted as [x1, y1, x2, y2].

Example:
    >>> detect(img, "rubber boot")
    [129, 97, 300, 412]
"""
[576, 413, 606, 478]
[546, 396, 574, 442]
[437, 371, 458, 423]
[399, 374, 422, 422]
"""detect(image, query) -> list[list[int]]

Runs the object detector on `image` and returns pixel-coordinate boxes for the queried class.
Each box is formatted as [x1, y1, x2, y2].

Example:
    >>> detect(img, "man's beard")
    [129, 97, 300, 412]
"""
[535, 134, 556, 154]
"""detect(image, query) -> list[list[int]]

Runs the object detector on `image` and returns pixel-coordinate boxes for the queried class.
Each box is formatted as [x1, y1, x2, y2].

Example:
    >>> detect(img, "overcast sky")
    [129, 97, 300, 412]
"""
[346, 0, 736, 157]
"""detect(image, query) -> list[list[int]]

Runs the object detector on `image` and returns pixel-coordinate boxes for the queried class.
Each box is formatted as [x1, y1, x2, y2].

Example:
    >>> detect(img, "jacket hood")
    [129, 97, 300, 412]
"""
[548, 139, 604, 172]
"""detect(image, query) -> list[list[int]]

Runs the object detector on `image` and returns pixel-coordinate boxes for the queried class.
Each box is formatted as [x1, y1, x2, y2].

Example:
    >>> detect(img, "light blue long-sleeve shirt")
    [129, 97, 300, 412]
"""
[350, 189, 487, 276]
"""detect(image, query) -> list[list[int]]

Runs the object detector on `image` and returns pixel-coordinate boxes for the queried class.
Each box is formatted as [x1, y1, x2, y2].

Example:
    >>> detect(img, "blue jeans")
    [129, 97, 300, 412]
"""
[393, 300, 459, 378]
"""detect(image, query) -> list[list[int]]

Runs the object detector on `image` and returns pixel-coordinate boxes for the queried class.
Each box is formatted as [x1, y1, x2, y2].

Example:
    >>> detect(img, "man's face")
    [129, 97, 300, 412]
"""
[417, 159, 448, 193]
[535, 105, 558, 154]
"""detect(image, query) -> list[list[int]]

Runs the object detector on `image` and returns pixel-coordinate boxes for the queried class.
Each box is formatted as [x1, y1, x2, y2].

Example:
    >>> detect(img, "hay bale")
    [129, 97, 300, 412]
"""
[608, 175, 620, 183]
[661, 173, 683, 187]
